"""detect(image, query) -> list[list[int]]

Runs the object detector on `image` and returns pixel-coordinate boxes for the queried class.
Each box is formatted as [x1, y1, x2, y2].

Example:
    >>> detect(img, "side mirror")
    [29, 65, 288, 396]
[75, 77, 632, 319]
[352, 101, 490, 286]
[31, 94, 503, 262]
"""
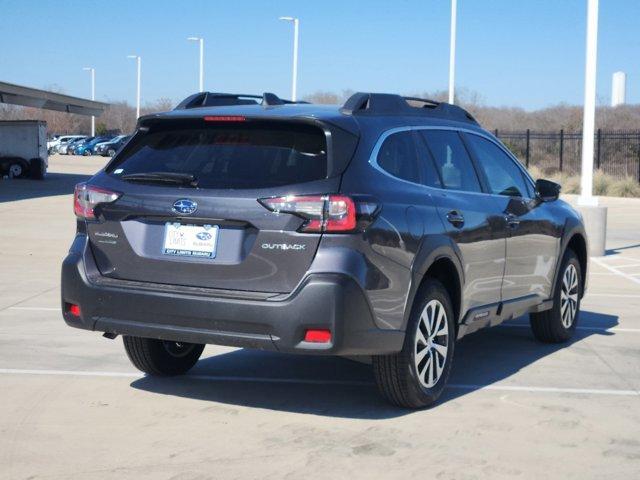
[535, 179, 561, 202]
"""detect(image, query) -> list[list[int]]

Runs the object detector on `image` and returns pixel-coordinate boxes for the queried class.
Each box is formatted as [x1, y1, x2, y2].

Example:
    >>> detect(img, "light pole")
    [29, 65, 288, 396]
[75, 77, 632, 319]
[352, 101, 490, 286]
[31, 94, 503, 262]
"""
[127, 55, 141, 119]
[448, 0, 457, 104]
[187, 36, 204, 92]
[82, 67, 95, 136]
[579, 0, 599, 207]
[279, 16, 299, 101]
[577, 0, 607, 257]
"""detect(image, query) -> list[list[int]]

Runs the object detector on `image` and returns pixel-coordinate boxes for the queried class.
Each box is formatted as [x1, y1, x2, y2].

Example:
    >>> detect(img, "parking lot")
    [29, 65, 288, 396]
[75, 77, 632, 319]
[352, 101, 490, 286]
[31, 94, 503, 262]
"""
[1, 155, 639, 479]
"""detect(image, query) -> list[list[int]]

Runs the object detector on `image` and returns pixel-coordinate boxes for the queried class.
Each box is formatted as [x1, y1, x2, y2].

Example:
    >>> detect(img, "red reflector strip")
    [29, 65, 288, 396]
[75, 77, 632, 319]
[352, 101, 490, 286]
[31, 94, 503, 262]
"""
[203, 115, 246, 122]
[304, 329, 332, 343]
[67, 303, 81, 317]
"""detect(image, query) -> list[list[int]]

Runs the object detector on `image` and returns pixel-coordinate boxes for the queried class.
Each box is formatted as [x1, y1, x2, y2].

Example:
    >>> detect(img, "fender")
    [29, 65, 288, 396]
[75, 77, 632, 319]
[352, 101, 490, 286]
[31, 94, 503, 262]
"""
[401, 234, 465, 332]
[550, 216, 589, 300]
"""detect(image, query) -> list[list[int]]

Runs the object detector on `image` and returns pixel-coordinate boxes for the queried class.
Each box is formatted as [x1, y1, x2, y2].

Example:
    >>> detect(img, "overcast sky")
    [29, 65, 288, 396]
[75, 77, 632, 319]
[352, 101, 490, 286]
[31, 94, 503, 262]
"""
[1, 0, 638, 109]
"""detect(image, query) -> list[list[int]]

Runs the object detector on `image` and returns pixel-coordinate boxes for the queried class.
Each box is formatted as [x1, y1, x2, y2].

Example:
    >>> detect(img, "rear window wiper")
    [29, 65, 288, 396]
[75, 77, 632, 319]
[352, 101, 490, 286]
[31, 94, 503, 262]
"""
[119, 172, 198, 187]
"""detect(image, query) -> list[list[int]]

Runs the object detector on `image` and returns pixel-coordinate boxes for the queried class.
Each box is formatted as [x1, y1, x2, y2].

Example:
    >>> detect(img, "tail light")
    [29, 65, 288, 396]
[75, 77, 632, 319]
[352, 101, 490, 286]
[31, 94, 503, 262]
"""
[259, 195, 357, 233]
[74, 183, 121, 220]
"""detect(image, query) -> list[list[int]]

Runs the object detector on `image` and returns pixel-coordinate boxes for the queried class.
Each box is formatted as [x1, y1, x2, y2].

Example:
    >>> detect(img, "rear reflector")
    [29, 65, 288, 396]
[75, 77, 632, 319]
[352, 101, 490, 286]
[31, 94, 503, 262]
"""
[66, 303, 81, 317]
[259, 194, 357, 233]
[203, 115, 246, 122]
[304, 329, 332, 343]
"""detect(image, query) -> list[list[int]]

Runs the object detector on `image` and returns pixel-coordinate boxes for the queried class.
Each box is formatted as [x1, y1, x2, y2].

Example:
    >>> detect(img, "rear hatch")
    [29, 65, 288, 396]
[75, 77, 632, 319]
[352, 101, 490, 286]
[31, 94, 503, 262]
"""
[85, 116, 358, 294]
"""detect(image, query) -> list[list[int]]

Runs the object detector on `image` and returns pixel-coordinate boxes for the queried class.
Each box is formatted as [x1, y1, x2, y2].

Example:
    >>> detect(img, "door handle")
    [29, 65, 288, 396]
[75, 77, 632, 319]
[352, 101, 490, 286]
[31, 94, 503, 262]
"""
[505, 213, 520, 229]
[446, 210, 465, 228]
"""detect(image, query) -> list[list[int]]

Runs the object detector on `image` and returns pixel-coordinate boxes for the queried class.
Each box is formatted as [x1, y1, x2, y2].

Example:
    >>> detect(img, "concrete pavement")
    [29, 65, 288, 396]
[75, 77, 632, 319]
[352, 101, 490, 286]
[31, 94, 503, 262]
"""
[1, 156, 639, 479]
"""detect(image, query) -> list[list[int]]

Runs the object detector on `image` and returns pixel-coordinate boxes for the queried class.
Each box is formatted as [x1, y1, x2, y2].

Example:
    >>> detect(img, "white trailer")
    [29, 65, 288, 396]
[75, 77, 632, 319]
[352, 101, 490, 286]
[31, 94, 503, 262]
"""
[0, 120, 48, 180]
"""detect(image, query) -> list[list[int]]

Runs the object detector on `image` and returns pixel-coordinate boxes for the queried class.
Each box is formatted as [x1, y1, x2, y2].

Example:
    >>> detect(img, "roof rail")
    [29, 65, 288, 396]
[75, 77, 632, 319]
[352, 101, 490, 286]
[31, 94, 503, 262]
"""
[340, 92, 478, 125]
[174, 92, 308, 110]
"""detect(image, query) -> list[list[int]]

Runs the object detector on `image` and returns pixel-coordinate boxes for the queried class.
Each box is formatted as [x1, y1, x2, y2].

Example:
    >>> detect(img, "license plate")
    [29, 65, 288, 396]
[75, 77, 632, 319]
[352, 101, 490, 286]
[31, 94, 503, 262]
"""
[162, 223, 219, 258]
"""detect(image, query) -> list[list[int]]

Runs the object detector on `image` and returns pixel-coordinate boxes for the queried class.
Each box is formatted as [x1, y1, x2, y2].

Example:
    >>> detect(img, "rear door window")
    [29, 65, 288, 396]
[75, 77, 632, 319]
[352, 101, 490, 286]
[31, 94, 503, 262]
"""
[419, 130, 482, 193]
[376, 131, 421, 184]
[414, 132, 442, 188]
[107, 121, 328, 189]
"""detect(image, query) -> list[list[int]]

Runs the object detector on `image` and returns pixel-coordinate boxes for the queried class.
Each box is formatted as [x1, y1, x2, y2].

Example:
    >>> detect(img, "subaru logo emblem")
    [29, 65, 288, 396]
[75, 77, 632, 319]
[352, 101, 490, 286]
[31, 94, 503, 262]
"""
[196, 232, 212, 241]
[172, 199, 198, 215]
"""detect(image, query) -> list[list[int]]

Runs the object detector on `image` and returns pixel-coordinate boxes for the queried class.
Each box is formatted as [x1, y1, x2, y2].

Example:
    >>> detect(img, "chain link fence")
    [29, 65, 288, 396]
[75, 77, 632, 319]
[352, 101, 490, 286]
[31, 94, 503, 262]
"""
[494, 130, 640, 181]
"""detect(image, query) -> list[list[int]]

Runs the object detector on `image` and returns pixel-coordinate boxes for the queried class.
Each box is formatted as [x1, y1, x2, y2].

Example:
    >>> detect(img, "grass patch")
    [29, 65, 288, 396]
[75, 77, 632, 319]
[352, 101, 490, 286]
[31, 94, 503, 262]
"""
[526, 167, 640, 198]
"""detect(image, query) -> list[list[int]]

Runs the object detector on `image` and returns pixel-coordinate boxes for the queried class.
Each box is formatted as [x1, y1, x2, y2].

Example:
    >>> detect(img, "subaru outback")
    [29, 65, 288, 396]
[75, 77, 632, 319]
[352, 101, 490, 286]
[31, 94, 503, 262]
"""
[62, 92, 588, 408]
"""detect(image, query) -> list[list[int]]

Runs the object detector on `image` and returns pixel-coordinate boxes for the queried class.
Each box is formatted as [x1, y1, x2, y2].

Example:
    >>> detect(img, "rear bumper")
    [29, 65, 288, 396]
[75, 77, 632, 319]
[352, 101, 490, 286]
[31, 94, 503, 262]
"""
[61, 236, 404, 355]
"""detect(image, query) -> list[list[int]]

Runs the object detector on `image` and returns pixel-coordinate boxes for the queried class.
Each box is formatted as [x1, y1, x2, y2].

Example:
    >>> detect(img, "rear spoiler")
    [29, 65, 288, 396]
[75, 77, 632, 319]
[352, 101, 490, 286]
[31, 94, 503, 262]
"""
[174, 92, 309, 110]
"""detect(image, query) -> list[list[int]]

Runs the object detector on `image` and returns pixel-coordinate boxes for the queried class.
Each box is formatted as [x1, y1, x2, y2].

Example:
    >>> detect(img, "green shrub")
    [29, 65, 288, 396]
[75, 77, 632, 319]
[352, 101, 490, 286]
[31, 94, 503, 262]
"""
[562, 175, 581, 194]
[609, 176, 640, 197]
[592, 170, 613, 195]
[527, 165, 543, 180]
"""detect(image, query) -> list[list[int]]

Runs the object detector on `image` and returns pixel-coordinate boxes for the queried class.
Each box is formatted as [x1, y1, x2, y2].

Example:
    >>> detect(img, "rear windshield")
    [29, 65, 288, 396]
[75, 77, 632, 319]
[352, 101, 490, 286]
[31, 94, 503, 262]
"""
[107, 121, 328, 189]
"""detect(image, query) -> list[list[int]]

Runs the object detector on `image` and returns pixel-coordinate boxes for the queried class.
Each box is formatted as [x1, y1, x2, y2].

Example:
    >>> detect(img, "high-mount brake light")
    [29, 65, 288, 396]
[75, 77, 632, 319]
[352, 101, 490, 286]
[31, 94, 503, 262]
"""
[74, 183, 121, 220]
[259, 194, 357, 233]
[203, 115, 246, 122]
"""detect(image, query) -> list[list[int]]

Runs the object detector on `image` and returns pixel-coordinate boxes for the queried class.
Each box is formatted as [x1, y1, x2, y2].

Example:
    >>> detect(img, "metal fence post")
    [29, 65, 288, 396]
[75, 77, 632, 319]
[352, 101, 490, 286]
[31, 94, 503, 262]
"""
[596, 128, 601, 169]
[494, 128, 498, 137]
[559, 129, 564, 172]
[525, 129, 530, 167]
[637, 133, 640, 183]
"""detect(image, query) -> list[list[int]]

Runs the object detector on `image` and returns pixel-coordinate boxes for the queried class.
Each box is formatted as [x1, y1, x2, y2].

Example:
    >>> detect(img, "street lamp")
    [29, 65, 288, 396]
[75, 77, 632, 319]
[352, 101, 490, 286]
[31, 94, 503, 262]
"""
[82, 67, 95, 136]
[448, 0, 457, 104]
[279, 16, 299, 101]
[127, 55, 142, 119]
[187, 37, 205, 92]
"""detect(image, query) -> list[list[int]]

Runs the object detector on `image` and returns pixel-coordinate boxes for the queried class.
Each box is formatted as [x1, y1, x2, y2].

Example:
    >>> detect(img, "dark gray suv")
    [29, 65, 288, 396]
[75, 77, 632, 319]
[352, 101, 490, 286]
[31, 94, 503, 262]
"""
[62, 92, 588, 408]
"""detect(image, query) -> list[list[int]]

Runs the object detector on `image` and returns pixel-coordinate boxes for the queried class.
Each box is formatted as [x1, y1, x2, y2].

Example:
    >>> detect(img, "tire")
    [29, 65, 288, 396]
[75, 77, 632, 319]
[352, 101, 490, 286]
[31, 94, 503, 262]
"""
[373, 279, 456, 408]
[29, 158, 46, 180]
[83, 150, 91, 156]
[107, 148, 116, 157]
[530, 249, 581, 343]
[123, 336, 205, 376]
[7, 162, 25, 178]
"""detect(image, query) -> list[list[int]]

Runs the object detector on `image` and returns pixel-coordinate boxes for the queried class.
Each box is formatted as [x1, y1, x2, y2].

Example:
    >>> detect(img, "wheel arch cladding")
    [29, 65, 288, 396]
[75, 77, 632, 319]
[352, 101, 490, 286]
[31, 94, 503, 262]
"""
[408, 256, 462, 337]
[566, 233, 587, 297]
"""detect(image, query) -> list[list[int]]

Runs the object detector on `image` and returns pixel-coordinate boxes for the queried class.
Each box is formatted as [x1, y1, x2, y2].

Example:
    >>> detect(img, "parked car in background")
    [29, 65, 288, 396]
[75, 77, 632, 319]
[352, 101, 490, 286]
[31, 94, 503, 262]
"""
[50, 135, 86, 154]
[47, 135, 61, 152]
[61, 91, 588, 408]
[67, 137, 95, 155]
[74, 136, 114, 156]
[95, 135, 131, 157]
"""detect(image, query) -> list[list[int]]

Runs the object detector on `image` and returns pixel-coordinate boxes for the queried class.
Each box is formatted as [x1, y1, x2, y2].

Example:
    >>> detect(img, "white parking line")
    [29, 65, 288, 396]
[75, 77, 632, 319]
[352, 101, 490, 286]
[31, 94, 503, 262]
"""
[591, 257, 640, 286]
[7, 305, 638, 333]
[0, 368, 638, 397]
[499, 324, 640, 333]
[597, 256, 640, 263]
[447, 384, 640, 397]
[585, 293, 640, 298]
[7, 307, 59, 311]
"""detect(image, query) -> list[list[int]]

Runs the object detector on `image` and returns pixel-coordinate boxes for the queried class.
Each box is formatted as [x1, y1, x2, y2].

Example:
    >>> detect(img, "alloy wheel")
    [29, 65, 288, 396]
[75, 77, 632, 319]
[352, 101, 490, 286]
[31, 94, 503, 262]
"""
[560, 264, 579, 328]
[414, 299, 449, 388]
